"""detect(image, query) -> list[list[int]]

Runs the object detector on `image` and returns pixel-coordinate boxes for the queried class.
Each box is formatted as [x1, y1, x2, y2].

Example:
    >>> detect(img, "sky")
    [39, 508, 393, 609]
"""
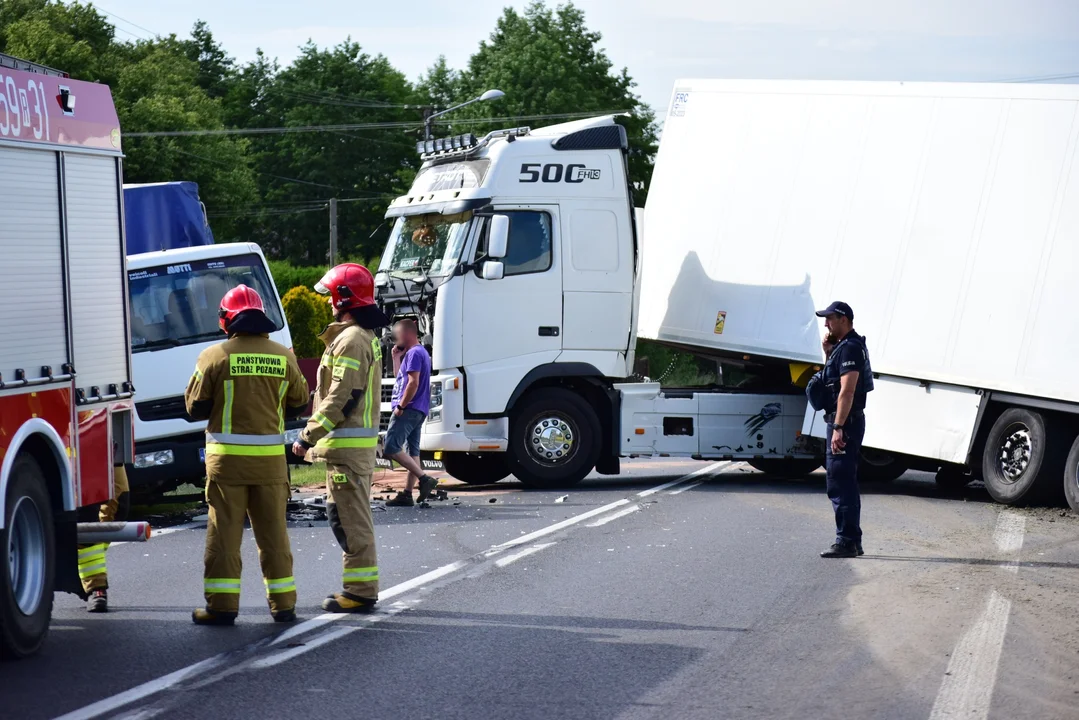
[94, 0, 1079, 115]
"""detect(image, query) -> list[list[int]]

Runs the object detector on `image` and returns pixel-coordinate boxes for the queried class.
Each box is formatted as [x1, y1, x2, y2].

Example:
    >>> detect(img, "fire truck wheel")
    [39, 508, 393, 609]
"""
[1, 455, 56, 660]
[509, 388, 601, 489]
[441, 453, 511, 485]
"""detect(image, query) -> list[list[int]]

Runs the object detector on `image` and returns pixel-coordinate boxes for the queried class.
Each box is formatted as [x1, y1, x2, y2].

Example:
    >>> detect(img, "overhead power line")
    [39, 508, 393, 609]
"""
[124, 109, 630, 138]
[94, 4, 161, 39]
[990, 71, 1079, 83]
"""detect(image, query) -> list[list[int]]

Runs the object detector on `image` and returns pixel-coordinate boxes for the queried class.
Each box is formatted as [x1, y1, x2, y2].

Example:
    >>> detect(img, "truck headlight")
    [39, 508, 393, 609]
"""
[284, 428, 302, 444]
[134, 450, 174, 468]
[430, 381, 444, 409]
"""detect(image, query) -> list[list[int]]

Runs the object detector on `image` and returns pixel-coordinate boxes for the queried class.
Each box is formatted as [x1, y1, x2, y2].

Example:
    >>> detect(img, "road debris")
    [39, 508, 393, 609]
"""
[554, 495, 568, 503]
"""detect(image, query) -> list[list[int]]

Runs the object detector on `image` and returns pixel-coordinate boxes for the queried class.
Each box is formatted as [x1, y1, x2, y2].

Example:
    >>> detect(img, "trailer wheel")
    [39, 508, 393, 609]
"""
[747, 459, 821, 478]
[1062, 433, 1079, 513]
[441, 453, 511, 486]
[1, 455, 56, 660]
[981, 408, 1065, 505]
[858, 448, 908, 483]
[509, 388, 601, 489]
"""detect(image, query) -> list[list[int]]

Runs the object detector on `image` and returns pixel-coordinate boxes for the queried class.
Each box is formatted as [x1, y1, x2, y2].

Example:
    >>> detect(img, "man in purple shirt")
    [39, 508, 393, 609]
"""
[385, 319, 439, 507]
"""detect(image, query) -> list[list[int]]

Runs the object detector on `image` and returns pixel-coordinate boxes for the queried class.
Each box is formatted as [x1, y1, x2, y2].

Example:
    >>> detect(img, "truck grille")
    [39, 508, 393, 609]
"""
[381, 384, 393, 404]
[136, 396, 191, 422]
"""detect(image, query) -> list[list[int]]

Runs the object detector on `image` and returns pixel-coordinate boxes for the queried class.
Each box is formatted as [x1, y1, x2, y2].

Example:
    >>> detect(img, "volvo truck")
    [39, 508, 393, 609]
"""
[374, 80, 1079, 512]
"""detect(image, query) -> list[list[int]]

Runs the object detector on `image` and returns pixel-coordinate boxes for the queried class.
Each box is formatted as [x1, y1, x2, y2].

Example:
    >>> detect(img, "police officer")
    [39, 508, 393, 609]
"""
[814, 301, 873, 558]
[185, 285, 310, 625]
[291, 263, 390, 613]
[76, 461, 130, 612]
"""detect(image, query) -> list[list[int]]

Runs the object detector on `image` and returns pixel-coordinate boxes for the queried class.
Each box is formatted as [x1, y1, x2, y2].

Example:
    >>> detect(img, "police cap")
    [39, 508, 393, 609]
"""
[815, 301, 854, 321]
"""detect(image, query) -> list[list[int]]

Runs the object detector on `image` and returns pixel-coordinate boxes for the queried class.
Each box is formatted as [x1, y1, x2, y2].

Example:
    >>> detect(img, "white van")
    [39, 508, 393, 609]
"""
[126, 242, 302, 498]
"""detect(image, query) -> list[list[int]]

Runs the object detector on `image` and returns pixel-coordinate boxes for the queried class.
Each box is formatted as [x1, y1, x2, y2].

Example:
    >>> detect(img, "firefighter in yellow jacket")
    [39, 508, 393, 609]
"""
[76, 460, 130, 613]
[185, 285, 310, 626]
[292, 263, 390, 613]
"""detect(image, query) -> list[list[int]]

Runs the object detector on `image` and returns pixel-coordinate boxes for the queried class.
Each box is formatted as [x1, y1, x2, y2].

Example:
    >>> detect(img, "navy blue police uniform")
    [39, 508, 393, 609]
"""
[812, 301, 874, 556]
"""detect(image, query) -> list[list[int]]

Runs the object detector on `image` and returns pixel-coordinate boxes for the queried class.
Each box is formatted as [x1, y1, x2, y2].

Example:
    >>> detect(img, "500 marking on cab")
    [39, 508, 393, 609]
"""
[0, 73, 50, 141]
[519, 163, 601, 184]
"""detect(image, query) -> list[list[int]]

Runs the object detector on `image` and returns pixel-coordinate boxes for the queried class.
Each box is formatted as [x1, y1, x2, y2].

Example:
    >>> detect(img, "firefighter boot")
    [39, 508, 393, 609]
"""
[192, 608, 238, 626]
[87, 589, 108, 613]
[322, 592, 377, 614]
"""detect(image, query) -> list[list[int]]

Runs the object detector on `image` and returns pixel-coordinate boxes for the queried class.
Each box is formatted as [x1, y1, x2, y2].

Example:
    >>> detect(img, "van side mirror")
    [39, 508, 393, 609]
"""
[481, 261, 504, 281]
[488, 215, 510, 259]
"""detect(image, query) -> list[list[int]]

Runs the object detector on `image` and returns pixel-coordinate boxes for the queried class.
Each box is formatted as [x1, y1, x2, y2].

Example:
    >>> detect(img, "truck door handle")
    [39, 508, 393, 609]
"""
[538, 326, 560, 337]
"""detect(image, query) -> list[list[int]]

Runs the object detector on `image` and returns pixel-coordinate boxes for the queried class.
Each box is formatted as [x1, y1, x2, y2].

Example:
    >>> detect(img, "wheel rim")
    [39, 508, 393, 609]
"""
[8, 495, 47, 616]
[997, 423, 1033, 483]
[525, 414, 578, 466]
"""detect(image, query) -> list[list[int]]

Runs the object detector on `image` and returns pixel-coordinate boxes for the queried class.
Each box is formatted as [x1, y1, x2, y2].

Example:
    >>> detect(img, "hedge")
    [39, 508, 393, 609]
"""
[281, 286, 334, 359]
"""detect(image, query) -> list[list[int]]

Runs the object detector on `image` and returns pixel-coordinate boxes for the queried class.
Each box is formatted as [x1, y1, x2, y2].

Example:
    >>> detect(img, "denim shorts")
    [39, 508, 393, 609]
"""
[384, 407, 425, 457]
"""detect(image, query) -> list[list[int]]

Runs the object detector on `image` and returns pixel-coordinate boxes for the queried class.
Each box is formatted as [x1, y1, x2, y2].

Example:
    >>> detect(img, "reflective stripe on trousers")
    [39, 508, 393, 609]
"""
[205, 578, 242, 593]
[78, 543, 108, 579]
[343, 566, 378, 584]
[264, 576, 297, 594]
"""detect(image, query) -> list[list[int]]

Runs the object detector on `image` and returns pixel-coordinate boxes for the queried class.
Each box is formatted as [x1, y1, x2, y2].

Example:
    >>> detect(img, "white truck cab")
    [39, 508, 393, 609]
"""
[126, 242, 299, 497]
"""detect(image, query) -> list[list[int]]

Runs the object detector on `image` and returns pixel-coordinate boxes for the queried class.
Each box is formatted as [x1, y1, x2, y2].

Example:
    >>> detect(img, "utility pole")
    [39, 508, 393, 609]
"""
[328, 197, 338, 265]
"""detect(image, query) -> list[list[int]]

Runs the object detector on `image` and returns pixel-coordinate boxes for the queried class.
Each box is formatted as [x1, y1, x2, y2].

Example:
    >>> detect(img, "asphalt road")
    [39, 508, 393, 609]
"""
[3, 460, 1078, 720]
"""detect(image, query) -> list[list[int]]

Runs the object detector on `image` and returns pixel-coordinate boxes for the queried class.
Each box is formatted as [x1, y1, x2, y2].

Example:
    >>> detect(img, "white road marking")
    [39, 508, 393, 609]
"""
[60, 467, 726, 719]
[929, 591, 1012, 720]
[54, 656, 224, 720]
[492, 499, 631, 549]
[271, 560, 469, 646]
[992, 510, 1026, 573]
[253, 626, 358, 669]
[495, 542, 557, 568]
[636, 461, 729, 497]
[586, 505, 641, 527]
[668, 480, 703, 495]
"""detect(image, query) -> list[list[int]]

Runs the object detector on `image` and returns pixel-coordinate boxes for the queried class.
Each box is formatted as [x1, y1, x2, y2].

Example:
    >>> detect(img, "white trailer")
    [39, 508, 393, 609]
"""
[374, 79, 1079, 512]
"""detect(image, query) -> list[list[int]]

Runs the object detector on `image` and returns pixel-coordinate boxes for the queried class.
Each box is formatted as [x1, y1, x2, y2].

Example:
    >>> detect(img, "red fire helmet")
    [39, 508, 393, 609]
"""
[219, 284, 265, 331]
[315, 263, 376, 312]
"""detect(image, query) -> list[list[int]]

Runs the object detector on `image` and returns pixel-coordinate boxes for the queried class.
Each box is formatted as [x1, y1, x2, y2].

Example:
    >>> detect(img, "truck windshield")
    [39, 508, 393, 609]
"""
[381, 211, 472, 278]
[127, 254, 284, 353]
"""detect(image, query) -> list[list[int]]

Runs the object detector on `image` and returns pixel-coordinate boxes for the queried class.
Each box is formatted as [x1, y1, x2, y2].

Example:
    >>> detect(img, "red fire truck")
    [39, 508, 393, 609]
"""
[0, 53, 137, 658]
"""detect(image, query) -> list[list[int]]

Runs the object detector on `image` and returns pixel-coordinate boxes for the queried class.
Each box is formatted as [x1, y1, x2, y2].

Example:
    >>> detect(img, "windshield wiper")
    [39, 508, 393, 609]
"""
[174, 332, 225, 343]
[132, 332, 221, 352]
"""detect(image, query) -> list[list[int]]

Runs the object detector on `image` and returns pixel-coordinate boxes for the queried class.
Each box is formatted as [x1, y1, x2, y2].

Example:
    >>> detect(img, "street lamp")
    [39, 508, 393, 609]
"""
[424, 89, 505, 140]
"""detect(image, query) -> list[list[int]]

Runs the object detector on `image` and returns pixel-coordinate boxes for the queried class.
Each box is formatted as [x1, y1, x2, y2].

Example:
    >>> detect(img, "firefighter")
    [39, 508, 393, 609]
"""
[185, 285, 310, 626]
[76, 460, 130, 613]
[291, 263, 390, 613]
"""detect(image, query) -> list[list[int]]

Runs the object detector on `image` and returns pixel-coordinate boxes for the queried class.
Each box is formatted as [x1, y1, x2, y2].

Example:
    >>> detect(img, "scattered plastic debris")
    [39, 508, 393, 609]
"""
[554, 495, 568, 503]
[489, 498, 498, 504]
[435, 489, 449, 501]
[418, 501, 432, 509]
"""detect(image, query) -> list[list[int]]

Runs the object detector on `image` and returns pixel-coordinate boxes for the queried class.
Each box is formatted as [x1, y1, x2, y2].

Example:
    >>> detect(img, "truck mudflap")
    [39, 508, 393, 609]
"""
[53, 512, 84, 598]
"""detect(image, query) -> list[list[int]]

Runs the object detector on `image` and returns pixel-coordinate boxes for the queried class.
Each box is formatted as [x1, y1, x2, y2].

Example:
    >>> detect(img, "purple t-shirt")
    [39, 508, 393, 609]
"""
[391, 345, 431, 415]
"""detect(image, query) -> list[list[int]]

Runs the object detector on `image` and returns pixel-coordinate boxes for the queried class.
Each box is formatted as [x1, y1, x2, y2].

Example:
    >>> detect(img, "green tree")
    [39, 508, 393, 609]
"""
[0, 0, 120, 84]
[416, 55, 462, 111]
[114, 40, 259, 240]
[241, 40, 419, 264]
[180, 20, 236, 100]
[452, 1, 658, 204]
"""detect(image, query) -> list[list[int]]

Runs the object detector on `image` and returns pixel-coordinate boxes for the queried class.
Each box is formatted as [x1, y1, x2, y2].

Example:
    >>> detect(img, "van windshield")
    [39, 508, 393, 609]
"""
[127, 254, 284, 353]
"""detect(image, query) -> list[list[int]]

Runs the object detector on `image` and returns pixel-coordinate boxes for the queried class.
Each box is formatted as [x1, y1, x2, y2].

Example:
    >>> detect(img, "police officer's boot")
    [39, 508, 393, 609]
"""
[820, 541, 859, 558]
[192, 608, 238, 626]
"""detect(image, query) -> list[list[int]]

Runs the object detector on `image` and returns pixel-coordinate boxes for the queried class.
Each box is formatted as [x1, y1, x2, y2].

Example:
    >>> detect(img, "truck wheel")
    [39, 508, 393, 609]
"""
[747, 459, 821, 478]
[858, 448, 908, 483]
[981, 408, 1065, 505]
[1062, 433, 1079, 513]
[509, 388, 601, 489]
[441, 453, 511, 486]
[1, 455, 56, 660]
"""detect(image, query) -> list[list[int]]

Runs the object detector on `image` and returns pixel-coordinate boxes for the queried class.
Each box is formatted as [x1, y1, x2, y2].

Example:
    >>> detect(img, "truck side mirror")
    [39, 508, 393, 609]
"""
[488, 215, 510, 259]
[481, 261, 504, 281]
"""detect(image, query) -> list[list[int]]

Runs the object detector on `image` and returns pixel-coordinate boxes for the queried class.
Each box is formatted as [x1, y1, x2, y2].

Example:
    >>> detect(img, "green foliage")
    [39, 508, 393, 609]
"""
[3, 0, 659, 256]
[267, 261, 328, 299]
[451, 2, 659, 205]
[281, 286, 333, 359]
[635, 340, 716, 387]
